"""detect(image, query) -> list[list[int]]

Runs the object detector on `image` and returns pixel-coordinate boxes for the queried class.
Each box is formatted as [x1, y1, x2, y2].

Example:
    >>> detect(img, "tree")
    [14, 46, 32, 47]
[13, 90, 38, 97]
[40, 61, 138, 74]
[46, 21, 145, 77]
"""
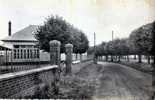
[96, 38, 130, 62]
[76, 32, 89, 61]
[87, 47, 94, 55]
[129, 22, 154, 63]
[95, 42, 107, 61]
[35, 15, 72, 53]
[152, 21, 155, 64]
[119, 38, 130, 61]
[35, 15, 89, 54]
[104, 38, 130, 62]
[87, 46, 95, 60]
[111, 39, 122, 62]
[95, 44, 102, 60]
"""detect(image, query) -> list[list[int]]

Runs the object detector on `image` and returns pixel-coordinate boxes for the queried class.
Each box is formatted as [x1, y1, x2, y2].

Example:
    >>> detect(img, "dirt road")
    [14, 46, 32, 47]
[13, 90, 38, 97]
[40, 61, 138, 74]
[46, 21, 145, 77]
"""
[76, 62, 152, 100]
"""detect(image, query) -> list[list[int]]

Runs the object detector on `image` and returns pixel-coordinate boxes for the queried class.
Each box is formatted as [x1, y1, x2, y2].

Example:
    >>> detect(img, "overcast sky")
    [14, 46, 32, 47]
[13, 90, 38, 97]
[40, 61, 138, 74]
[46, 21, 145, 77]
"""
[0, 0, 155, 46]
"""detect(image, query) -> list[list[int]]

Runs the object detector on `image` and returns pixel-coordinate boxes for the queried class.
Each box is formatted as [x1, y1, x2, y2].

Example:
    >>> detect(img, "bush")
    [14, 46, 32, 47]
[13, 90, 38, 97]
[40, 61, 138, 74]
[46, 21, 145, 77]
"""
[51, 75, 95, 99]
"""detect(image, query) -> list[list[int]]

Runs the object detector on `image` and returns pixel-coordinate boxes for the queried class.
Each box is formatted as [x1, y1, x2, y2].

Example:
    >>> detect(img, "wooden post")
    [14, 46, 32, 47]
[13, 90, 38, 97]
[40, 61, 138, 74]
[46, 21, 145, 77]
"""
[94, 32, 97, 64]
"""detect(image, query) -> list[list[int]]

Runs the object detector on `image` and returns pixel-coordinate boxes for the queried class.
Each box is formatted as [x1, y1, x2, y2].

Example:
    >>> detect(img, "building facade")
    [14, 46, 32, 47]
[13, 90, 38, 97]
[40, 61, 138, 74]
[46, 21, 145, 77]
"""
[0, 23, 50, 64]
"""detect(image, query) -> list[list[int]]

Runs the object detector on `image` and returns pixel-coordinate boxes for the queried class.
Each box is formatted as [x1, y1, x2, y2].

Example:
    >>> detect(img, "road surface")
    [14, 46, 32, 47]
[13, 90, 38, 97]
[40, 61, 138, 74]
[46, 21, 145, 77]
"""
[76, 62, 152, 100]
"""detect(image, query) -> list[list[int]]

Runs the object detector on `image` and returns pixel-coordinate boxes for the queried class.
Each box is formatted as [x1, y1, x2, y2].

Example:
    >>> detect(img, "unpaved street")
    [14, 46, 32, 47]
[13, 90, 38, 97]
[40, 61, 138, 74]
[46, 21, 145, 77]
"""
[75, 62, 152, 100]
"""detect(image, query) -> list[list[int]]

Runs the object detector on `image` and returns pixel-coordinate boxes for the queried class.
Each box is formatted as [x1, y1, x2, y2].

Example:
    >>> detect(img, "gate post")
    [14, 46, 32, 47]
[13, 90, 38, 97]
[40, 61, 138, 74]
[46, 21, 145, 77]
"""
[49, 40, 61, 98]
[65, 43, 73, 74]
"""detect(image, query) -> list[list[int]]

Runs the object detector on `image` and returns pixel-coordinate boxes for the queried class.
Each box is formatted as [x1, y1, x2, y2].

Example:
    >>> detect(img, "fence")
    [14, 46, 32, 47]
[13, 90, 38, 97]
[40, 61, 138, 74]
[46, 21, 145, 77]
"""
[0, 50, 89, 66]
[0, 40, 62, 98]
[0, 48, 51, 65]
[0, 41, 90, 75]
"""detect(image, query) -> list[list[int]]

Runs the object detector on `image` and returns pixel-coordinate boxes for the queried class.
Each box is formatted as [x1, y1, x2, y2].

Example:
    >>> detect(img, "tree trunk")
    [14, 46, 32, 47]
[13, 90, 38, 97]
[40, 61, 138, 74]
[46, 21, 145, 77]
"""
[127, 55, 129, 62]
[123, 56, 125, 60]
[116, 56, 117, 61]
[147, 55, 150, 64]
[111, 55, 113, 62]
[117, 56, 119, 61]
[124, 56, 126, 60]
[94, 55, 97, 64]
[76, 54, 78, 60]
[114, 56, 116, 61]
[100, 56, 102, 61]
[138, 54, 142, 63]
[134, 55, 137, 60]
[116, 56, 118, 61]
[153, 55, 155, 64]
[118, 56, 121, 62]
[80, 54, 82, 61]
[105, 55, 108, 61]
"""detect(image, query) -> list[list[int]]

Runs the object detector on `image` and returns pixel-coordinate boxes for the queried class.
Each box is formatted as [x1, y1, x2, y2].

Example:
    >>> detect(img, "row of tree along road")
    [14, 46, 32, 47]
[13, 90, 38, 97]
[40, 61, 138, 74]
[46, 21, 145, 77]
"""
[87, 21, 155, 64]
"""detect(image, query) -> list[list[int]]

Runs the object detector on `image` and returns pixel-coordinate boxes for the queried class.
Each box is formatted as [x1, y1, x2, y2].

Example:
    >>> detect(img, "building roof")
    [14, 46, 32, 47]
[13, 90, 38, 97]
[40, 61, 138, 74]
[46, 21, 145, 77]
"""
[0, 44, 12, 50]
[2, 25, 38, 42]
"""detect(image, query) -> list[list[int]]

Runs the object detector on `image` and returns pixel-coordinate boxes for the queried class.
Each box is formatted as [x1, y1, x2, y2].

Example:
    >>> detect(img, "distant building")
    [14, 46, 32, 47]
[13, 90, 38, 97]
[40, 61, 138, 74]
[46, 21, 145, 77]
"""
[0, 22, 50, 64]
[2, 24, 38, 49]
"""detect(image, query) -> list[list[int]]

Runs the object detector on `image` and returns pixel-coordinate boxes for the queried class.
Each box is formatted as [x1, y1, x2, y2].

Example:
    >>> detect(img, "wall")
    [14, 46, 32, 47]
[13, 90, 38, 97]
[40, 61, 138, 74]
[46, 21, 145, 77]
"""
[0, 65, 57, 98]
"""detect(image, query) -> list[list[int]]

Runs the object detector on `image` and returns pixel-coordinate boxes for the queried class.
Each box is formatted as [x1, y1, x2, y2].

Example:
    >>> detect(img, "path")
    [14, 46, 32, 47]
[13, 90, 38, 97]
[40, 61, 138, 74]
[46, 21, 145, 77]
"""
[76, 61, 152, 100]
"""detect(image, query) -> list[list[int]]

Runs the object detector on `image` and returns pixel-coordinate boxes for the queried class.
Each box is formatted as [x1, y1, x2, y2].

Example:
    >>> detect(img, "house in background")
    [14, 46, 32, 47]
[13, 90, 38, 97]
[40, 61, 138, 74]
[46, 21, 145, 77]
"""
[0, 21, 50, 64]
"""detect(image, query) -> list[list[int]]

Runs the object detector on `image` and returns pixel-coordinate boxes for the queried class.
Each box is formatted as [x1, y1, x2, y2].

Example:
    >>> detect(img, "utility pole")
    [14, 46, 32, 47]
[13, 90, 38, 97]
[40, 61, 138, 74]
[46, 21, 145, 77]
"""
[94, 32, 96, 49]
[112, 30, 114, 41]
[94, 32, 97, 64]
[111, 30, 114, 62]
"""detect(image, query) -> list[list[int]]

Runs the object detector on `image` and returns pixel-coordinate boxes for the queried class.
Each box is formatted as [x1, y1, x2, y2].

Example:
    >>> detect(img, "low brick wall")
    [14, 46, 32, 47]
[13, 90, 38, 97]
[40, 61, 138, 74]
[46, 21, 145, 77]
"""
[0, 65, 57, 98]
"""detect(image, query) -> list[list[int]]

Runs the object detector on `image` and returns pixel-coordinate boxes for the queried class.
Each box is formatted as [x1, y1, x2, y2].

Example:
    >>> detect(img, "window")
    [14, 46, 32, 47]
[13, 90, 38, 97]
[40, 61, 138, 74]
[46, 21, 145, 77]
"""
[14, 49, 16, 59]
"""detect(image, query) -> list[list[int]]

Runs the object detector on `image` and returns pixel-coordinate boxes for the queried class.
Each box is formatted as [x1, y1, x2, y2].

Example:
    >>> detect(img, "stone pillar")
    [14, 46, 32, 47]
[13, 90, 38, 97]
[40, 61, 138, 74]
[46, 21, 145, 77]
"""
[49, 40, 61, 98]
[49, 40, 61, 66]
[65, 43, 73, 74]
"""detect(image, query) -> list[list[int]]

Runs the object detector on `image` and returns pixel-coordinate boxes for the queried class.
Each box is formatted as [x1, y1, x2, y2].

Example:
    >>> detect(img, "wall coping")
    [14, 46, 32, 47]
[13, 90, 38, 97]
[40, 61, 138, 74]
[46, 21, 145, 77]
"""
[0, 65, 58, 82]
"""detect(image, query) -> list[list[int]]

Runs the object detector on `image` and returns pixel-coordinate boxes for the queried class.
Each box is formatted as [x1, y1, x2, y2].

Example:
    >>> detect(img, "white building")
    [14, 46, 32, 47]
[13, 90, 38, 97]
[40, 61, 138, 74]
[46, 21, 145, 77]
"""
[0, 22, 50, 64]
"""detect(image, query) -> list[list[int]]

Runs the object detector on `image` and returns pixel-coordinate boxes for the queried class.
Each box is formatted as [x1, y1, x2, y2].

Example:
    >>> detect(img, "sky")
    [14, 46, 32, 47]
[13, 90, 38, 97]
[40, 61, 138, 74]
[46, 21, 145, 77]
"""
[0, 0, 155, 46]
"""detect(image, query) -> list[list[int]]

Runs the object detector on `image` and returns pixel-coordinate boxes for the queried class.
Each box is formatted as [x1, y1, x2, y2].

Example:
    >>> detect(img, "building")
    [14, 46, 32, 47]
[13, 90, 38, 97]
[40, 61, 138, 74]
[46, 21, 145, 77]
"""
[0, 22, 50, 64]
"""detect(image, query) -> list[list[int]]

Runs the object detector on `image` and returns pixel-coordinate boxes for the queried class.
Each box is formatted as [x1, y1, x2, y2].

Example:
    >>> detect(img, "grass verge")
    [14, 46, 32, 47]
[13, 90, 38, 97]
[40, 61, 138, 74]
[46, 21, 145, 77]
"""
[116, 61, 153, 74]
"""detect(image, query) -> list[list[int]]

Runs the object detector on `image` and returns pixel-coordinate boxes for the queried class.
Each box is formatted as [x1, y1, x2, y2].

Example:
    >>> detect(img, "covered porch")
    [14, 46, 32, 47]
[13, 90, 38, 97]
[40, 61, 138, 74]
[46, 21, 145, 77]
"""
[0, 45, 12, 65]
